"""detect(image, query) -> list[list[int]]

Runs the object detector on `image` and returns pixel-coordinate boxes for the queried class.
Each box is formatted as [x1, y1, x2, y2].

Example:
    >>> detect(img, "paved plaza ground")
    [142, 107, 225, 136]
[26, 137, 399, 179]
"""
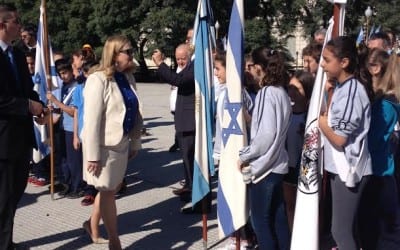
[14, 83, 225, 250]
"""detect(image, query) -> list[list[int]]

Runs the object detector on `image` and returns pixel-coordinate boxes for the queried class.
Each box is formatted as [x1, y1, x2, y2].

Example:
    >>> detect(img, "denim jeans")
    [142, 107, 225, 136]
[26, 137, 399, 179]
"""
[250, 173, 290, 250]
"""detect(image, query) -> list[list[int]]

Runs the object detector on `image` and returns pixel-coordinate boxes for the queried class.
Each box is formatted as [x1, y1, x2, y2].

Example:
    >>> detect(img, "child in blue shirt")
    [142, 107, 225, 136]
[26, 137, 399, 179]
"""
[72, 61, 99, 205]
[47, 58, 83, 198]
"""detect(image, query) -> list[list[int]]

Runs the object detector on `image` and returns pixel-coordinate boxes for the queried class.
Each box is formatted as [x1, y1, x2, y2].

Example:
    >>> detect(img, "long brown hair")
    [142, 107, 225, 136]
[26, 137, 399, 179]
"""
[251, 46, 288, 88]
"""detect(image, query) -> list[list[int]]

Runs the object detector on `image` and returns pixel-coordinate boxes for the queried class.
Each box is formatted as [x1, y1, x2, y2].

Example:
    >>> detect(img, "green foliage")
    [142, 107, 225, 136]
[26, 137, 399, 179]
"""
[5, 0, 400, 59]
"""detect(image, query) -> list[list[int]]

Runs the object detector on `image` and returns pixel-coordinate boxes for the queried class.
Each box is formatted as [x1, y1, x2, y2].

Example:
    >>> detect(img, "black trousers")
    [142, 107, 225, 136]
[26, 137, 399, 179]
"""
[177, 131, 195, 190]
[0, 149, 30, 250]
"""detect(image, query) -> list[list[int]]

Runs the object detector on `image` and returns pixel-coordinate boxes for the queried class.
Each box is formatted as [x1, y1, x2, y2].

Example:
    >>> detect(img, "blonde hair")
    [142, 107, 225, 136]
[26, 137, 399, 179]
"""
[377, 53, 400, 101]
[96, 35, 135, 80]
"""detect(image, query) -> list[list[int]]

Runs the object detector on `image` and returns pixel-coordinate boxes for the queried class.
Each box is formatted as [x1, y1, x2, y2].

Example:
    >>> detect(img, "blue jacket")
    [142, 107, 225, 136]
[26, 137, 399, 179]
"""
[368, 97, 400, 176]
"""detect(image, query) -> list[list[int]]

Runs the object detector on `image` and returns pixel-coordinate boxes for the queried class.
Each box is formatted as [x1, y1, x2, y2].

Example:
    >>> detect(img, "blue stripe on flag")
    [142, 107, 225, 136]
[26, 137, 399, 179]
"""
[217, 185, 235, 235]
[32, 1, 59, 162]
[217, 0, 248, 239]
[192, 0, 215, 206]
[227, 3, 243, 76]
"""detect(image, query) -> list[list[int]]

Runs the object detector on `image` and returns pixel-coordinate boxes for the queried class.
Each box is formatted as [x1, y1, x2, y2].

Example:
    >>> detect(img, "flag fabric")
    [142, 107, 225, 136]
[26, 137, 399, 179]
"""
[291, 17, 335, 250]
[32, 1, 59, 163]
[356, 27, 364, 47]
[374, 25, 381, 34]
[369, 24, 376, 39]
[217, 0, 248, 238]
[192, 0, 216, 206]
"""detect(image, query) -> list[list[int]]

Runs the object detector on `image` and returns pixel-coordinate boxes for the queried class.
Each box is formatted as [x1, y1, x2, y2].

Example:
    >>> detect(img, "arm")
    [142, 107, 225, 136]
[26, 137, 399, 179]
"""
[239, 88, 277, 165]
[369, 100, 398, 147]
[319, 113, 347, 147]
[320, 80, 366, 148]
[72, 108, 80, 150]
[0, 52, 43, 116]
[83, 73, 105, 162]
[46, 92, 75, 117]
[157, 63, 194, 88]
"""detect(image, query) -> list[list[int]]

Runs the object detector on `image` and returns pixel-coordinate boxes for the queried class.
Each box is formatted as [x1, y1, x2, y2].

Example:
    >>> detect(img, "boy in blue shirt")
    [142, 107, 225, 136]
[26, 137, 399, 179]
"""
[47, 58, 83, 198]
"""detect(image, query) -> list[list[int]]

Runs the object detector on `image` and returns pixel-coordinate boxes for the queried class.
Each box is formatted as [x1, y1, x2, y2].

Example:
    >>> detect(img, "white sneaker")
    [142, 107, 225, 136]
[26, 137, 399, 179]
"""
[216, 238, 249, 250]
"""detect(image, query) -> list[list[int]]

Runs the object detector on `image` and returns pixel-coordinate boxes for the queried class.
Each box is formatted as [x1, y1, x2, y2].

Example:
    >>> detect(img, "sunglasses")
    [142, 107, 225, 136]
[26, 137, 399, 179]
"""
[119, 48, 134, 56]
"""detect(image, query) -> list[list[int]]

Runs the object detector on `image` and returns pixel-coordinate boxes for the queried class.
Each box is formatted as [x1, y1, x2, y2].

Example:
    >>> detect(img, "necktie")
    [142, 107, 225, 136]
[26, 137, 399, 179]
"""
[6, 46, 21, 90]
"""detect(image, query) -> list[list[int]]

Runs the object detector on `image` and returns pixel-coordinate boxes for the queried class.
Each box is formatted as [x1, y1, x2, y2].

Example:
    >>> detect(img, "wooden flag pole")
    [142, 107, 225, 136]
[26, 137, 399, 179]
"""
[202, 197, 208, 249]
[41, 0, 56, 200]
[320, 1, 341, 244]
[235, 230, 240, 250]
[332, 3, 340, 38]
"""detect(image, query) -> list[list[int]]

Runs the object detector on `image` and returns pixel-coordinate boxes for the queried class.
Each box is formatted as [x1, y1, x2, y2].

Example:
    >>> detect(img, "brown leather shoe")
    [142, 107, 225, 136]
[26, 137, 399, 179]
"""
[172, 187, 191, 196]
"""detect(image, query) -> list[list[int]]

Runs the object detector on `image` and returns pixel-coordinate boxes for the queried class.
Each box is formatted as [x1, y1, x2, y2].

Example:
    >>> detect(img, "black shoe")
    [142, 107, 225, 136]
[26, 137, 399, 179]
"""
[168, 143, 179, 152]
[180, 203, 206, 214]
[48, 182, 67, 193]
[172, 187, 191, 196]
[66, 191, 84, 199]
[58, 184, 70, 196]
[180, 192, 191, 202]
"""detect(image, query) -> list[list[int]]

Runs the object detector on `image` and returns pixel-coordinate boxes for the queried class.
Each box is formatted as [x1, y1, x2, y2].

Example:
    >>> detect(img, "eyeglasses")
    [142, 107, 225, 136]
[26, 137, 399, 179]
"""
[367, 62, 378, 67]
[119, 48, 134, 56]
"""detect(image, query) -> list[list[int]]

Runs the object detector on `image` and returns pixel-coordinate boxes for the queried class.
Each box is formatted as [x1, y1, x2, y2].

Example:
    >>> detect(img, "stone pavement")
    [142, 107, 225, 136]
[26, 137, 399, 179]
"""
[14, 83, 227, 250]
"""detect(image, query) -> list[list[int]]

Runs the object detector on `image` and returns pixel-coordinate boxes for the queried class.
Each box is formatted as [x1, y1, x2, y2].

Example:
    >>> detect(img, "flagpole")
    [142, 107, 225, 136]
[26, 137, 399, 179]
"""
[332, 3, 340, 38]
[202, 197, 208, 249]
[41, 0, 55, 200]
[320, 1, 341, 244]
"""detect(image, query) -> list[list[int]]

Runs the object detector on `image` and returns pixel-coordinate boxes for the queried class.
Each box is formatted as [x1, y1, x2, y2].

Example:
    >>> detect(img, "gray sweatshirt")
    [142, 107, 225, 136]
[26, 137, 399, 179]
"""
[239, 85, 292, 183]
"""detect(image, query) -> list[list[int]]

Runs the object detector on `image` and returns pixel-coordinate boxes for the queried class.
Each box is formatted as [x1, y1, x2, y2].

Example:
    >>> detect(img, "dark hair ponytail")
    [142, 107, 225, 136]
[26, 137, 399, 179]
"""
[251, 46, 288, 87]
[325, 36, 358, 74]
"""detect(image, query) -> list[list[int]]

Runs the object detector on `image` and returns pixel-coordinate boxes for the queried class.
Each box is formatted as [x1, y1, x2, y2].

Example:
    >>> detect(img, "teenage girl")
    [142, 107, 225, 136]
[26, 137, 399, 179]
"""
[283, 70, 314, 232]
[214, 52, 255, 250]
[238, 47, 291, 250]
[359, 48, 400, 250]
[319, 36, 372, 250]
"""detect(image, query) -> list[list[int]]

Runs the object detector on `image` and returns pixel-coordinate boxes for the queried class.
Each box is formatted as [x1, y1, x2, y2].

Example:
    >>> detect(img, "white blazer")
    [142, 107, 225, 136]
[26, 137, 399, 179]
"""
[82, 71, 142, 161]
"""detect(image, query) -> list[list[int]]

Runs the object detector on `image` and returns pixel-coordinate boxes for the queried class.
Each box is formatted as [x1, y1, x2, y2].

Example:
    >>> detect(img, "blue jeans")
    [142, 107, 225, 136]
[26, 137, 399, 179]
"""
[250, 173, 290, 250]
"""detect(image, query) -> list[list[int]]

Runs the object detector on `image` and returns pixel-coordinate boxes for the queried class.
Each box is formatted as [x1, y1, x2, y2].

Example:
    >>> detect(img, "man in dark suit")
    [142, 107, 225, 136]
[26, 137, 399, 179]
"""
[152, 44, 195, 199]
[0, 4, 46, 249]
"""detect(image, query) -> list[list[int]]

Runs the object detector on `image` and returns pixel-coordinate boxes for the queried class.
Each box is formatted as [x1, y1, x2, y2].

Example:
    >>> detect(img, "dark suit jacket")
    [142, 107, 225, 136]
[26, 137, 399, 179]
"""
[0, 45, 40, 159]
[157, 62, 195, 132]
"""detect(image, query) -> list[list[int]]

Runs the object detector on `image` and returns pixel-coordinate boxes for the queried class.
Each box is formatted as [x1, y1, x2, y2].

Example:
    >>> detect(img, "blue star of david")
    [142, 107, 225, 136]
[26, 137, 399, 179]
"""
[34, 72, 41, 84]
[221, 97, 243, 147]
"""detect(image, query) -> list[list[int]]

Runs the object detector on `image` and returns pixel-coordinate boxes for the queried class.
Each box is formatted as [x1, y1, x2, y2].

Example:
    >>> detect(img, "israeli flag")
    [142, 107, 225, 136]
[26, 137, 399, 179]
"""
[192, 0, 216, 206]
[32, 0, 59, 163]
[217, 0, 249, 238]
[356, 27, 364, 47]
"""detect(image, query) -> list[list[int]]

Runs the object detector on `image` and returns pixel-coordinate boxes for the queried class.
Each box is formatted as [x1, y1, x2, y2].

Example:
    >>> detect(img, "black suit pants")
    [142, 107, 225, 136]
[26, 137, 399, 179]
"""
[0, 150, 30, 250]
[177, 131, 195, 190]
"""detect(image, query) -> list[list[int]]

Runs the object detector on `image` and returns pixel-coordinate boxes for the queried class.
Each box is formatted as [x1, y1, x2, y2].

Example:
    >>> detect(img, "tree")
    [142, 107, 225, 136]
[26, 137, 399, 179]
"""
[7, 0, 400, 61]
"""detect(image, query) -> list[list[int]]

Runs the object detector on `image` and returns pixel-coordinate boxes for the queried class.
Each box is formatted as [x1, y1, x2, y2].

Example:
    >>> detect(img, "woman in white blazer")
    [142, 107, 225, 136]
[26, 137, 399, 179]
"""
[81, 35, 142, 250]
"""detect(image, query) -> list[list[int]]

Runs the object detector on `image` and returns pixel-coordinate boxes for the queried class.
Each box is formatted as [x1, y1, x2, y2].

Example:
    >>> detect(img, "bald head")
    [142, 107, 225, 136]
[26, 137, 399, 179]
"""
[175, 44, 190, 69]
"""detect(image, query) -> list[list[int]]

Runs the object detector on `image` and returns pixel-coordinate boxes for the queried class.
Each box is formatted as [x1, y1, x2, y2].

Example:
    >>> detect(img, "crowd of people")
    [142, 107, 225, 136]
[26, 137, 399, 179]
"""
[1, 2, 400, 250]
